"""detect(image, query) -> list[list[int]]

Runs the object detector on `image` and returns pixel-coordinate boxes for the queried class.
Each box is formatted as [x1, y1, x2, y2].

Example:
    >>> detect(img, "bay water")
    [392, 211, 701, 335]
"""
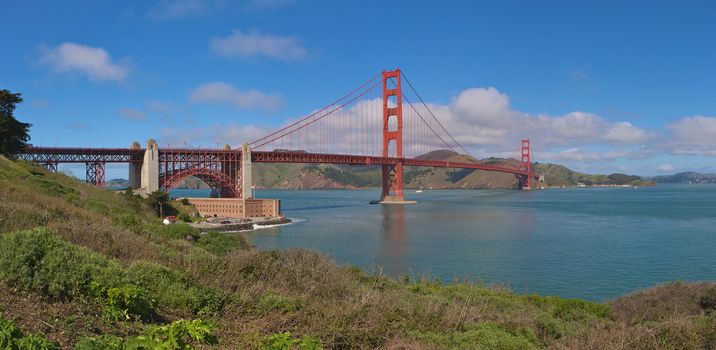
[171, 185, 716, 301]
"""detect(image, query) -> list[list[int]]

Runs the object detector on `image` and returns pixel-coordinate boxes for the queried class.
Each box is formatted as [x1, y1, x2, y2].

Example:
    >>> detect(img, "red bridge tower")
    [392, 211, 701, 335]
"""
[519, 139, 532, 190]
[380, 68, 406, 202]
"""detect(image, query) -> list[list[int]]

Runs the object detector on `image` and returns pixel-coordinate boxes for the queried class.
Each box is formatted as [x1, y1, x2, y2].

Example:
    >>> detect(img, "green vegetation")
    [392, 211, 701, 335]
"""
[0, 156, 714, 349]
[73, 319, 216, 350]
[0, 89, 32, 158]
[0, 313, 59, 350]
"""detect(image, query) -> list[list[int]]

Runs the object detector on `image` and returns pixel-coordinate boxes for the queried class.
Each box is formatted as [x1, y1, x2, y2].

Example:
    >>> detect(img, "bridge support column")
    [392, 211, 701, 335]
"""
[241, 143, 253, 199]
[519, 139, 532, 190]
[140, 139, 159, 196]
[86, 161, 106, 187]
[375, 68, 414, 204]
[42, 162, 58, 173]
[128, 141, 141, 189]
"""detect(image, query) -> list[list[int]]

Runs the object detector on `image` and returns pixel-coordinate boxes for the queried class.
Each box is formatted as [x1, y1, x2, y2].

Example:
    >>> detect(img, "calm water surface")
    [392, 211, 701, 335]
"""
[171, 185, 716, 301]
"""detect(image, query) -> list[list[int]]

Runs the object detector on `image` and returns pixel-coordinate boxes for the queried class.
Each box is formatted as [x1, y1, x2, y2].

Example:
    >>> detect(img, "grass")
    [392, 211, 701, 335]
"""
[0, 156, 715, 349]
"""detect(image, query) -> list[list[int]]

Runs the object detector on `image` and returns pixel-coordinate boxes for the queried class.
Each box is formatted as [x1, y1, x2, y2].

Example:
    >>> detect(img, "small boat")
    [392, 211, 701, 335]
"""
[415, 189, 423, 193]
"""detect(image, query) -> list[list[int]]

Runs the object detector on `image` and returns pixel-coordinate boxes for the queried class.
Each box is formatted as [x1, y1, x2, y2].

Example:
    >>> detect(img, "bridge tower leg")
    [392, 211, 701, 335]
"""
[241, 143, 253, 199]
[128, 141, 142, 189]
[140, 139, 159, 196]
[519, 139, 532, 190]
[42, 162, 58, 173]
[86, 161, 106, 187]
[377, 68, 412, 204]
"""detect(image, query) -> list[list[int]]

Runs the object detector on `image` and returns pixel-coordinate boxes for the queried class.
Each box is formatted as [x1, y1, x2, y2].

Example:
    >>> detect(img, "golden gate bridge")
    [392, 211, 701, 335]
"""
[18, 68, 540, 203]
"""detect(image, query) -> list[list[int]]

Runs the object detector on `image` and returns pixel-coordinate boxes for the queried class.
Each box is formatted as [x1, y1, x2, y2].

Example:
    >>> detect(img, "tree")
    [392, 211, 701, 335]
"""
[145, 191, 169, 217]
[0, 90, 32, 158]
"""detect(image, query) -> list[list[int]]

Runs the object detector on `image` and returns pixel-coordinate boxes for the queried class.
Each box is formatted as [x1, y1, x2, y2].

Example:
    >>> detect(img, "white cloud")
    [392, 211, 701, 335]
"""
[40, 43, 129, 82]
[159, 124, 270, 147]
[189, 82, 283, 111]
[148, 0, 208, 20]
[210, 29, 307, 61]
[657, 164, 675, 172]
[407, 86, 651, 154]
[603, 122, 648, 144]
[117, 108, 147, 121]
[665, 115, 716, 156]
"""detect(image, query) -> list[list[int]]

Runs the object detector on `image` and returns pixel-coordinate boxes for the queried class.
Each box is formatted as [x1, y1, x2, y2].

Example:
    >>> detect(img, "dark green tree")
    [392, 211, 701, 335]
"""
[0, 90, 32, 157]
[145, 191, 169, 217]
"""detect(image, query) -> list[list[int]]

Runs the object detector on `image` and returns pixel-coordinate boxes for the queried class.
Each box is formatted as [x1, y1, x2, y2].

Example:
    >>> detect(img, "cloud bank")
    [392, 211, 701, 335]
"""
[189, 82, 283, 111]
[40, 43, 129, 82]
[210, 29, 307, 61]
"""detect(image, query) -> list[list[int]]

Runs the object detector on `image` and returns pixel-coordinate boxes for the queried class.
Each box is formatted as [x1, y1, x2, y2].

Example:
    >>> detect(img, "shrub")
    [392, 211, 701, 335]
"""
[0, 314, 59, 350]
[181, 198, 190, 206]
[76, 320, 216, 350]
[409, 322, 537, 350]
[14, 334, 60, 350]
[258, 292, 298, 314]
[262, 332, 323, 350]
[195, 231, 250, 255]
[133, 319, 217, 349]
[0, 315, 22, 348]
[111, 213, 145, 234]
[103, 284, 155, 322]
[85, 199, 110, 216]
[74, 335, 124, 350]
[0, 228, 124, 299]
[26, 176, 77, 198]
[700, 286, 716, 312]
[177, 213, 192, 223]
[152, 223, 199, 241]
[126, 261, 223, 315]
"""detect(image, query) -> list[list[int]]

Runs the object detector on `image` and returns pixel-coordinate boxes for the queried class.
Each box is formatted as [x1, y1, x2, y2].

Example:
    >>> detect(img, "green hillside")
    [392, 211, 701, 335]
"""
[0, 157, 712, 349]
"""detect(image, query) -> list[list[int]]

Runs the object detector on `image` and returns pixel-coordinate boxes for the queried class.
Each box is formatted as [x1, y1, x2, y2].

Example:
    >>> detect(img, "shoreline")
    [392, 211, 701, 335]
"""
[190, 216, 292, 233]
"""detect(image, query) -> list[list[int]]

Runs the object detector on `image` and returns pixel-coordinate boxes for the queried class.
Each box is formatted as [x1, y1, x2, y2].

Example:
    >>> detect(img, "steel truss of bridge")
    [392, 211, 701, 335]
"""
[16, 68, 541, 199]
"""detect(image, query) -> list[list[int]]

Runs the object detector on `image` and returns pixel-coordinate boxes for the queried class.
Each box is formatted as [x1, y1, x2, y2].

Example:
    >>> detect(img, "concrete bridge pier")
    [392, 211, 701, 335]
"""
[128, 141, 142, 190]
[137, 139, 159, 196]
[241, 143, 252, 199]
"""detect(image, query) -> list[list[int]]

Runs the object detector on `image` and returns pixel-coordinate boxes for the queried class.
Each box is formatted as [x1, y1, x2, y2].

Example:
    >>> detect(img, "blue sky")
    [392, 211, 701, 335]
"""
[2, 0, 716, 177]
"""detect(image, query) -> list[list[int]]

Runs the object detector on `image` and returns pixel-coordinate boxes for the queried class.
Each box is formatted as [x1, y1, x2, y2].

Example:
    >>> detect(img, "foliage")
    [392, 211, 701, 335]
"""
[0, 89, 32, 157]
[126, 261, 222, 315]
[103, 284, 155, 322]
[262, 332, 322, 350]
[257, 292, 298, 314]
[134, 319, 217, 349]
[75, 320, 216, 350]
[409, 322, 538, 350]
[177, 213, 192, 223]
[145, 191, 169, 217]
[195, 231, 250, 255]
[73, 335, 124, 350]
[151, 223, 199, 241]
[0, 314, 59, 350]
[0, 315, 23, 348]
[0, 228, 124, 299]
[180, 198, 190, 206]
[700, 286, 716, 312]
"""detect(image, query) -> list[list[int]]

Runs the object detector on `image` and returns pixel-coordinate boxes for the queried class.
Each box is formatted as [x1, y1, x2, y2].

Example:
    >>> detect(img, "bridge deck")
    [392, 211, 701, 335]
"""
[17, 147, 535, 177]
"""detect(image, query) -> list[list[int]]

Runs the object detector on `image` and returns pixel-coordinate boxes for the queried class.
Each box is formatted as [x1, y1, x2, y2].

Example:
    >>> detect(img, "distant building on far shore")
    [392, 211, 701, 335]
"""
[187, 198, 280, 219]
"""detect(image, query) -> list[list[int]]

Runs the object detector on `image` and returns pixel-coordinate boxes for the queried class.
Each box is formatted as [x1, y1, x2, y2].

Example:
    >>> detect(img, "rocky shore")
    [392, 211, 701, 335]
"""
[190, 217, 292, 233]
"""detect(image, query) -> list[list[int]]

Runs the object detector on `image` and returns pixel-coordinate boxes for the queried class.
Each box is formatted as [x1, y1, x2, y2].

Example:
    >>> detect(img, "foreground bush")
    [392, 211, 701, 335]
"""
[0, 313, 59, 350]
[0, 227, 124, 299]
[75, 319, 216, 350]
[126, 261, 223, 315]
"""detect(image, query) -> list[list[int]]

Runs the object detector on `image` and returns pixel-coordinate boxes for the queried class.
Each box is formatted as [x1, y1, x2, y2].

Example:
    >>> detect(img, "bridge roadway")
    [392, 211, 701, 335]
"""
[18, 147, 534, 177]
